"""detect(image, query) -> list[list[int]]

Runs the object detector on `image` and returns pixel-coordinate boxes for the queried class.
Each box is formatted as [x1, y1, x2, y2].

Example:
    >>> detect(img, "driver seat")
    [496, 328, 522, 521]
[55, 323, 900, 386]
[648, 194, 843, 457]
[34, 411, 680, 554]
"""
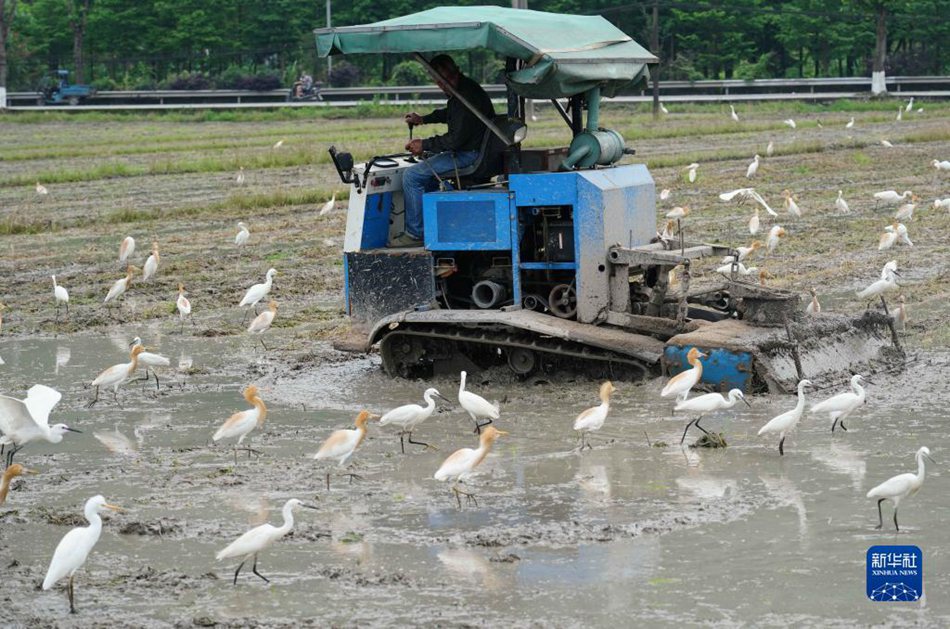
[453, 116, 523, 186]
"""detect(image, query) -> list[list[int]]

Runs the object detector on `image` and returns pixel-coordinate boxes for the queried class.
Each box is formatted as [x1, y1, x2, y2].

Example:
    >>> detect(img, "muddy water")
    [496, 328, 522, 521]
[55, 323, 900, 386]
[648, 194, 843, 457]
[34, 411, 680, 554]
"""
[1, 331, 948, 627]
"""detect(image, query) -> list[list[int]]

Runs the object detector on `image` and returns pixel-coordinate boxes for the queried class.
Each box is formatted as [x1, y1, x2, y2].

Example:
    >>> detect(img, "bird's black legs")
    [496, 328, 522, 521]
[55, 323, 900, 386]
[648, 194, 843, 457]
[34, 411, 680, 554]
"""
[452, 484, 477, 509]
[233, 560, 246, 585]
[876, 499, 884, 529]
[894, 508, 900, 532]
[251, 554, 269, 583]
[473, 418, 493, 434]
[680, 419, 697, 445]
[779, 437, 786, 456]
[152, 370, 160, 391]
[87, 386, 100, 408]
[325, 472, 331, 491]
[407, 432, 433, 450]
[6, 444, 22, 468]
[68, 575, 76, 614]
[259, 338, 269, 351]
[831, 418, 838, 433]
[839, 420, 848, 431]
[399, 432, 406, 454]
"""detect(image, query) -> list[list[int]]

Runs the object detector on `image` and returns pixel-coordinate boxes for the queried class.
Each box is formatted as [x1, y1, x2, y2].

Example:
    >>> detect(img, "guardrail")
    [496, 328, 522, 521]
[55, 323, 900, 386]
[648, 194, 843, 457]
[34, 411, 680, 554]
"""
[4, 76, 949, 109]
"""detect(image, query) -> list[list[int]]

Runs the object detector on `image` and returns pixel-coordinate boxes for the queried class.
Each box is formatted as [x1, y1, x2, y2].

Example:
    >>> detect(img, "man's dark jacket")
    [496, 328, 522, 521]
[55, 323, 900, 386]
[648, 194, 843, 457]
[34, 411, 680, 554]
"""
[421, 74, 495, 153]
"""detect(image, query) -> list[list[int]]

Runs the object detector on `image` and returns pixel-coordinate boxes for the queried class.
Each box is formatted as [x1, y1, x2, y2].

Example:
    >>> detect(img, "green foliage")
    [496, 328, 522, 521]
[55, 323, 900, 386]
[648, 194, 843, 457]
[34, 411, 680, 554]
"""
[389, 60, 428, 86]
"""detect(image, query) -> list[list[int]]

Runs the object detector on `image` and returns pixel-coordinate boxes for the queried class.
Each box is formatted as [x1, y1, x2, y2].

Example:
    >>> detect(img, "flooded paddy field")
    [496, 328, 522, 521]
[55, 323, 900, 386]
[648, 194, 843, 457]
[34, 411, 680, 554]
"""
[1, 101, 950, 626]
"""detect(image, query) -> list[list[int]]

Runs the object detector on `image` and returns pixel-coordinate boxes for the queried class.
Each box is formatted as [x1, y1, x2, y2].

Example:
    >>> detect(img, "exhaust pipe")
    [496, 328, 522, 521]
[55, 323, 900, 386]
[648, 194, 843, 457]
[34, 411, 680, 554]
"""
[472, 280, 507, 309]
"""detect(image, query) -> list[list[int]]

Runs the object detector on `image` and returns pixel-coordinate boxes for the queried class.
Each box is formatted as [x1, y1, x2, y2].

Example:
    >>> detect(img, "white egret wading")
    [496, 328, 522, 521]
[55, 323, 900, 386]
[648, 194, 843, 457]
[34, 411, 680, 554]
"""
[0, 384, 77, 467]
[757, 379, 811, 455]
[675, 388, 750, 445]
[866, 446, 934, 531]
[240, 268, 277, 323]
[809, 374, 868, 433]
[573, 381, 616, 450]
[379, 387, 451, 453]
[435, 425, 508, 508]
[458, 371, 499, 434]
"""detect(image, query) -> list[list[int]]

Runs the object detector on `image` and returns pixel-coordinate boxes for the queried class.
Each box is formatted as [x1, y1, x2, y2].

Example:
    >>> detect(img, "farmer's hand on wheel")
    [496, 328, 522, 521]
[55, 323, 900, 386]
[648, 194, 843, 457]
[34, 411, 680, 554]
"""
[404, 112, 423, 126]
[405, 139, 423, 155]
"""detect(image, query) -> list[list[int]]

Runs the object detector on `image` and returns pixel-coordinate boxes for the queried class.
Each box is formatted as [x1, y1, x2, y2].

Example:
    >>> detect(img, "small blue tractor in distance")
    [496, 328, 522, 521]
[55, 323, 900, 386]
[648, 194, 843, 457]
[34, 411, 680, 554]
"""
[317, 6, 902, 394]
[36, 70, 96, 106]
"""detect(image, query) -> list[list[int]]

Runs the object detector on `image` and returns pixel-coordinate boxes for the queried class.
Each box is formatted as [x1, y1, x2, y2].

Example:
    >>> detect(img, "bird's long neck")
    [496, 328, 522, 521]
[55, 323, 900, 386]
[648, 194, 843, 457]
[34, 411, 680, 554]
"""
[84, 505, 103, 535]
[128, 353, 140, 375]
[277, 504, 295, 537]
[354, 424, 367, 450]
[252, 396, 267, 426]
[471, 436, 496, 469]
[423, 392, 437, 413]
[0, 472, 15, 504]
[915, 455, 927, 486]
[689, 355, 703, 378]
[459, 372, 467, 394]
[52, 276, 58, 289]
[794, 385, 807, 412]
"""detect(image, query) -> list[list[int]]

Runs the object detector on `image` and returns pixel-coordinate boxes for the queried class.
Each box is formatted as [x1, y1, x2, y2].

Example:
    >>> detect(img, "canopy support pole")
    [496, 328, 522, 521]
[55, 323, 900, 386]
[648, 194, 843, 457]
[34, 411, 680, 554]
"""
[413, 53, 513, 146]
[549, 98, 572, 128]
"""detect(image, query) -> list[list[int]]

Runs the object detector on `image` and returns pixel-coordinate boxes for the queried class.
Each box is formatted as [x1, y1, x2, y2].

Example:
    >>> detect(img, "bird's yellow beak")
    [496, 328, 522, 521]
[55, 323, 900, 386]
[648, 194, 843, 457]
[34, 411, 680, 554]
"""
[368, 413, 381, 420]
[24, 468, 39, 475]
[496, 430, 510, 436]
[104, 503, 125, 512]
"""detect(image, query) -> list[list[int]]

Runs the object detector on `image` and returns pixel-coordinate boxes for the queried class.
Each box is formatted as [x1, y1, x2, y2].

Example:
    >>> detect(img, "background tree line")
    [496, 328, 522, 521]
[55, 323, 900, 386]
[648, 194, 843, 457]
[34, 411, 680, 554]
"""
[1, 0, 947, 92]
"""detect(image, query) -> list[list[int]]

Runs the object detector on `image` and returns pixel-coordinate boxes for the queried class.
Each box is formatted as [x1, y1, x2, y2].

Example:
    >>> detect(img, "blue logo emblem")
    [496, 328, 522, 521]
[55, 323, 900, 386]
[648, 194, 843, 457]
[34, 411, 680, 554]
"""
[867, 545, 922, 601]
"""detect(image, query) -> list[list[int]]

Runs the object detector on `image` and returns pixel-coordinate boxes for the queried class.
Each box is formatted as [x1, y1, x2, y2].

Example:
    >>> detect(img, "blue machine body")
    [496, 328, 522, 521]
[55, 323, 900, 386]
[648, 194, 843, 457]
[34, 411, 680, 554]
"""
[663, 345, 753, 392]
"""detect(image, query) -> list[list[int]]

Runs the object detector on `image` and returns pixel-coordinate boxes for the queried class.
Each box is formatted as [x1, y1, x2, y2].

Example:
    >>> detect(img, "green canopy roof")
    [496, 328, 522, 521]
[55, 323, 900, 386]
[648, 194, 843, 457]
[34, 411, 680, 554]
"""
[315, 6, 657, 99]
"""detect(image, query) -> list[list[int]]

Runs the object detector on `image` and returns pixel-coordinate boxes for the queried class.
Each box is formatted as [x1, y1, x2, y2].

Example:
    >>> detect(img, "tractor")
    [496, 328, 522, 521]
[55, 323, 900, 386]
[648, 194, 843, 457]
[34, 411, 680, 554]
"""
[317, 6, 902, 394]
[36, 70, 96, 106]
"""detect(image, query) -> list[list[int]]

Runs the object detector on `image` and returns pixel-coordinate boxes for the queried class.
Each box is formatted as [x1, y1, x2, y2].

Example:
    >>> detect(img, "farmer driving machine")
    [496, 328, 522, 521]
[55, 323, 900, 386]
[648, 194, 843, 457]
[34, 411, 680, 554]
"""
[318, 6, 902, 394]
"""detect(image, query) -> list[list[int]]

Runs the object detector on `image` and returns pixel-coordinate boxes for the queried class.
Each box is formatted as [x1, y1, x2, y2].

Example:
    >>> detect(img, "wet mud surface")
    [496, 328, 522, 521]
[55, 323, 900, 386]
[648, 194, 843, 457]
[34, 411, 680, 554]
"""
[1, 104, 949, 625]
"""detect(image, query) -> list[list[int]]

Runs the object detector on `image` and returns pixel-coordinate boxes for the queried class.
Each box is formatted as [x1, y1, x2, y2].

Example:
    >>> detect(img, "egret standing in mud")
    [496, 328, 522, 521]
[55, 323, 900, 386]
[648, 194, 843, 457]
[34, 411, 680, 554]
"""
[675, 388, 749, 445]
[458, 371, 499, 434]
[239, 268, 277, 323]
[866, 446, 934, 531]
[118, 236, 135, 264]
[573, 381, 616, 450]
[104, 265, 135, 311]
[129, 337, 170, 391]
[52, 275, 69, 322]
[176, 284, 193, 333]
[757, 379, 811, 455]
[805, 288, 820, 315]
[857, 264, 900, 310]
[0, 463, 37, 504]
[212, 385, 268, 464]
[43, 495, 123, 614]
[235, 222, 250, 248]
[661, 347, 706, 403]
[379, 387, 450, 453]
[0, 384, 78, 467]
[89, 345, 145, 406]
[216, 498, 317, 585]
[313, 410, 377, 490]
[142, 242, 160, 281]
[809, 374, 868, 432]
[435, 425, 508, 508]
[247, 301, 277, 350]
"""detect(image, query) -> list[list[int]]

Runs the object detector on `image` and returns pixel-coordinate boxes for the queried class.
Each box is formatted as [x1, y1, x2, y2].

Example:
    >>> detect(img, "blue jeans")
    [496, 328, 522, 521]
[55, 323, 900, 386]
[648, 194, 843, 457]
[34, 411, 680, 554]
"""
[402, 151, 479, 238]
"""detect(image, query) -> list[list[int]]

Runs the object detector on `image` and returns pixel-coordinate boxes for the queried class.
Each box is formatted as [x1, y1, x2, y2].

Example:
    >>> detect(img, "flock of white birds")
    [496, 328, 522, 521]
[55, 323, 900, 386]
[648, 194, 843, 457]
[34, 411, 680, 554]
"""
[1, 100, 947, 615]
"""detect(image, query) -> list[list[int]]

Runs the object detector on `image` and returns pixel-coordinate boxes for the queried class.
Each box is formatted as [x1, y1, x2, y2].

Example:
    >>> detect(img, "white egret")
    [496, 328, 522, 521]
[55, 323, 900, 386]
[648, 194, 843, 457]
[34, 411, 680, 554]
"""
[458, 371, 499, 434]
[896, 223, 913, 247]
[766, 140, 774, 157]
[657, 220, 675, 242]
[118, 236, 135, 264]
[665, 206, 689, 220]
[878, 222, 898, 250]
[896, 108, 902, 122]
[933, 198, 950, 211]
[893, 294, 908, 330]
[845, 117, 854, 129]
[766, 225, 786, 253]
[247, 301, 277, 349]
[235, 222, 250, 247]
[748, 208, 760, 235]
[880, 260, 898, 280]
[874, 190, 913, 205]
[216, 498, 317, 585]
[213, 385, 268, 463]
[715, 261, 756, 276]
[379, 387, 451, 453]
[783, 118, 796, 129]
[932, 160, 950, 171]
[89, 345, 145, 406]
[235, 167, 245, 186]
[142, 242, 160, 281]
[835, 190, 850, 213]
[0, 384, 77, 467]
[805, 288, 820, 315]
[52, 275, 69, 320]
[745, 154, 760, 179]
[104, 265, 135, 305]
[782, 189, 801, 217]
[880, 139, 894, 148]
[857, 265, 900, 307]
[129, 337, 170, 390]
[434, 425, 508, 508]
[659, 188, 671, 201]
[729, 105, 739, 122]
[719, 187, 777, 216]
[176, 283, 193, 333]
[573, 381, 616, 450]
[905, 97, 914, 113]
[809, 373, 868, 433]
[0, 463, 37, 505]
[43, 495, 123, 614]
[239, 268, 277, 323]
[659, 102, 669, 114]
[894, 202, 916, 221]
[721, 241, 761, 264]
[272, 139, 284, 149]
[675, 388, 750, 445]
[866, 446, 934, 531]
[319, 193, 337, 216]
[313, 410, 377, 490]
[686, 163, 699, 183]
[661, 347, 706, 402]
[36, 181, 49, 195]
[757, 379, 811, 455]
